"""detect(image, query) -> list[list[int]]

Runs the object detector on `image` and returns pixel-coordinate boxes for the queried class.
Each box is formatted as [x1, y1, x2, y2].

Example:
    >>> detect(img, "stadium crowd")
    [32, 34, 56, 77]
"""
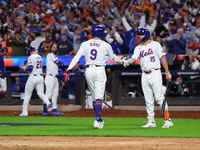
[0, 0, 200, 57]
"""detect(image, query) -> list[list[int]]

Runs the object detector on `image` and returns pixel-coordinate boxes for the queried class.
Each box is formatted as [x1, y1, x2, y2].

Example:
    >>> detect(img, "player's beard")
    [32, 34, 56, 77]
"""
[52, 51, 58, 55]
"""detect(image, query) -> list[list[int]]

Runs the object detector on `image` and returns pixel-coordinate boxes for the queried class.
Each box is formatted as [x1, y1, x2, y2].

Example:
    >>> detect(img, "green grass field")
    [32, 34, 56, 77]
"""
[0, 116, 199, 138]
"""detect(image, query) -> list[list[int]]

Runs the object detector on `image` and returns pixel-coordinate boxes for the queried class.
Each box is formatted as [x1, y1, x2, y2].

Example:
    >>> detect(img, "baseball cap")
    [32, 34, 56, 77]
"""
[60, 17, 66, 22]
[41, 1, 47, 6]
[107, 17, 114, 20]
[15, 31, 22, 35]
[46, 9, 53, 14]
[61, 32, 68, 36]
[2, 47, 9, 53]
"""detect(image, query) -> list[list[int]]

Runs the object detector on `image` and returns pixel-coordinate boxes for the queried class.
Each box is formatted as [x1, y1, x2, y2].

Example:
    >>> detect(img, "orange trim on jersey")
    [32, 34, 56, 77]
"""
[160, 55, 166, 59]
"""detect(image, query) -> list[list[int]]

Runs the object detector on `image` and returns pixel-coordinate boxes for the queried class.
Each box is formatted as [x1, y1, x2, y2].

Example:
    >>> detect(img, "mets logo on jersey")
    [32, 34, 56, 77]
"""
[139, 48, 153, 58]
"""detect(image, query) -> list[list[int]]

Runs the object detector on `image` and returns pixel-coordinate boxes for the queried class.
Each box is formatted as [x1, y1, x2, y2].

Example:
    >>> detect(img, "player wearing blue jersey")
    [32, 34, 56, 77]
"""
[0, 46, 9, 99]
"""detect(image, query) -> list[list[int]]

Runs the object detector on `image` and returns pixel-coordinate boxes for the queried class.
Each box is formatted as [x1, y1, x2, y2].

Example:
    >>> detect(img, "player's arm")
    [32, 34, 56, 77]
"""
[55, 58, 64, 66]
[25, 65, 34, 72]
[67, 53, 82, 70]
[160, 55, 171, 80]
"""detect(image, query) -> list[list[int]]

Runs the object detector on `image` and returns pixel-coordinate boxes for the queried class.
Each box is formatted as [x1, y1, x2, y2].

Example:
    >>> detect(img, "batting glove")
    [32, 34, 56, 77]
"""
[166, 71, 172, 81]
[64, 70, 70, 83]
[122, 57, 129, 68]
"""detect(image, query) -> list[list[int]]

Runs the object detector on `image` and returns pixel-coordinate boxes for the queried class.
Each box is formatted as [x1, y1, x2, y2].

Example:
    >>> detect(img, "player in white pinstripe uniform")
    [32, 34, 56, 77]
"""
[43, 43, 64, 116]
[20, 46, 52, 116]
[65, 25, 126, 129]
[124, 28, 173, 128]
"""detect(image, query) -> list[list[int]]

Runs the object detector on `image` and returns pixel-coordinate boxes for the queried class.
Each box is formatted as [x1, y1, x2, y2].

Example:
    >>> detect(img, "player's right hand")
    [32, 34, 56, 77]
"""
[122, 57, 129, 67]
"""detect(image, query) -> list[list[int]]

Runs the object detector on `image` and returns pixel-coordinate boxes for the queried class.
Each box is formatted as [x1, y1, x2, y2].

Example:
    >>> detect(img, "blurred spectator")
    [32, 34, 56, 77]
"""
[182, 23, 199, 55]
[129, 30, 140, 54]
[66, 62, 83, 99]
[6, 31, 27, 56]
[38, 32, 53, 56]
[181, 53, 200, 80]
[154, 36, 166, 52]
[0, 46, 9, 99]
[1, 33, 12, 57]
[167, 28, 187, 55]
[57, 32, 75, 56]
[169, 76, 190, 97]
[12, 77, 20, 92]
[105, 26, 124, 54]
[30, 29, 45, 53]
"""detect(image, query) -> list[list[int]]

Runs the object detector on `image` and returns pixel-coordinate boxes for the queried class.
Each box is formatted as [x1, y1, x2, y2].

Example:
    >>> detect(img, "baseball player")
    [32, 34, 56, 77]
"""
[124, 28, 173, 128]
[20, 46, 52, 116]
[0, 46, 9, 99]
[65, 24, 126, 129]
[44, 43, 64, 116]
[19, 60, 28, 100]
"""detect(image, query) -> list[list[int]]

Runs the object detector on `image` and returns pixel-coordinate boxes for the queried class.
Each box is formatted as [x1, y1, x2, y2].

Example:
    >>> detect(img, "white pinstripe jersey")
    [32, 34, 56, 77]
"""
[46, 53, 58, 76]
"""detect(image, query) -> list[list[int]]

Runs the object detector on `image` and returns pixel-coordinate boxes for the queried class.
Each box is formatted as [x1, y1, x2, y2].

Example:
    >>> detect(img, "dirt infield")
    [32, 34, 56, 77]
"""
[0, 109, 200, 150]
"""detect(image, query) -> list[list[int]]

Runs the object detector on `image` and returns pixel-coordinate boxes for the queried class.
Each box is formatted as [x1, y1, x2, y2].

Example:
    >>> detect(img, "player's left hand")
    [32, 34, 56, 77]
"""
[166, 71, 172, 81]
[64, 70, 71, 83]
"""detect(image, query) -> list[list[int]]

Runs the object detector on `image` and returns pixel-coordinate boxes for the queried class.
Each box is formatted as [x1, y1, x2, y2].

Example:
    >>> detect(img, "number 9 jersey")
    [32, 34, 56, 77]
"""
[28, 53, 43, 75]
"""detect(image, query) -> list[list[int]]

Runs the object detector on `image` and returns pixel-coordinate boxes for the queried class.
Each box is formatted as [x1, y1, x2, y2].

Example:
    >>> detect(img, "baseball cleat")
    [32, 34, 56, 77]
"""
[42, 112, 52, 116]
[162, 120, 174, 128]
[19, 113, 28, 117]
[93, 120, 104, 129]
[47, 103, 53, 114]
[141, 122, 157, 128]
[52, 109, 64, 116]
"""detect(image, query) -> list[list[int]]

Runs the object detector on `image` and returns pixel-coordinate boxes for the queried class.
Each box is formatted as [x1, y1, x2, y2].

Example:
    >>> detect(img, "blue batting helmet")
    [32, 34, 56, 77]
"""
[27, 46, 36, 55]
[91, 25, 106, 39]
[2, 47, 9, 53]
[137, 28, 150, 42]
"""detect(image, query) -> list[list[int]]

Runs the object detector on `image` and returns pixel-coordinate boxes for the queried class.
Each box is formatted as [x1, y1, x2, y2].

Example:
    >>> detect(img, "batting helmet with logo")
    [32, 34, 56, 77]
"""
[27, 46, 36, 55]
[91, 25, 106, 39]
[137, 28, 150, 42]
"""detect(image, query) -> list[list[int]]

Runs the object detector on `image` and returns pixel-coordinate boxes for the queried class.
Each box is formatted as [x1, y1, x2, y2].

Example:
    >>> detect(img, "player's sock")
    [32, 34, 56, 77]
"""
[93, 101, 95, 112]
[43, 103, 48, 112]
[94, 99, 103, 122]
[163, 110, 170, 120]
[0, 91, 5, 99]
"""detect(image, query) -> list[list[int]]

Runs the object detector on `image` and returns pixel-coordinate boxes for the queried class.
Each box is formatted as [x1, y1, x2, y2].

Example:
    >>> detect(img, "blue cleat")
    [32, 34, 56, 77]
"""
[42, 112, 52, 116]
[52, 109, 64, 116]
